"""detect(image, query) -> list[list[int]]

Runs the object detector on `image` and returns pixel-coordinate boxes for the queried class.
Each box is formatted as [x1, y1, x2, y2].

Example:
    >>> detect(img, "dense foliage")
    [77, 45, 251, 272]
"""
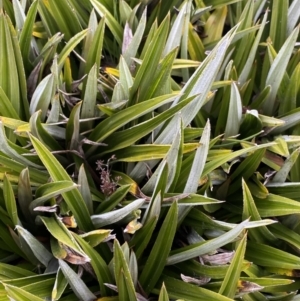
[0, 0, 300, 300]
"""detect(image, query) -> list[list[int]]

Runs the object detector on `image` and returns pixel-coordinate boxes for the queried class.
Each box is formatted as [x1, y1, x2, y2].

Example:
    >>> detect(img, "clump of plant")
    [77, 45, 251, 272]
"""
[0, 0, 300, 300]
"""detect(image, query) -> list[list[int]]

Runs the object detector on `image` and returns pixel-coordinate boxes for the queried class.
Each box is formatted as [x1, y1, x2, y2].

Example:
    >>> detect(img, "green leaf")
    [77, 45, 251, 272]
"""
[176, 258, 250, 280]
[167, 219, 249, 265]
[39, 215, 87, 258]
[203, 142, 275, 177]
[143, 47, 178, 100]
[85, 17, 105, 74]
[30, 181, 78, 210]
[66, 101, 81, 151]
[100, 95, 195, 155]
[46, 0, 82, 41]
[0, 13, 21, 116]
[272, 109, 300, 134]
[29, 74, 55, 121]
[81, 64, 98, 131]
[0, 86, 20, 120]
[32, 34, 62, 67]
[165, 118, 184, 193]
[123, 8, 146, 68]
[30, 134, 93, 231]
[0, 220, 26, 259]
[270, 222, 300, 251]
[1, 272, 55, 288]
[7, 15, 30, 121]
[259, 114, 285, 128]
[129, 14, 169, 102]
[113, 143, 198, 163]
[242, 179, 276, 243]
[78, 9, 97, 75]
[226, 148, 266, 195]
[0, 262, 35, 279]
[263, 26, 299, 115]
[73, 232, 113, 297]
[119, 0, 134, 25]
[119, 56, 133, 97]
[95, 184, 131, 214]
[269, 0, 288, 51]
[90, 0, 123, 45]
[178, 0, 191, 82]
[111, 81, 127, 104]
[163, 1, 188, 57]
[130, 216, 158, 259]
[188, 22, 205, 62]
[88, 93, 179, 147]
[281, 63, 300, 113]
[239, 10, 268, 84]
[0, 124, 42, 169]
[204, 6, 227, 45]
[114, 241, 137, 301]
[68, 0, 89, 26]
[175, 26, 237, 127]
[29, 111, 63, 151]
[161, 276, 234, 301]
[287, 0, 300, 35]
[184, 119, 210, 193]
[15, 225, 53, 267]
[163, 193, 223, 207]
[219, 234, 247, 298]
[177, 119, 211, 222]
[78, 165, 93, 215]
[142, 116, 184, 194]
[129, 250, 138, 288]
[4, 284, 45, 301]
[52, 268, 68, 301]
[255, 193, 300, 217]
[246, 241, 300, 270]
[91, 198, 145, 228]
[224, 82, 242, 138]
[158, 283, 169, 301]
[17, 168, 32, 222]
[57, 29, 88, 71]
[59, 259, 96, 301]
[263, 137, 289, 157]
[19, 0, 38, 72]
[12, 0, 25, 32]
[187, 207, 276, 232]
[271, 148, 300, 183]
[3, 174, 19, 226]
[131, 26, 237, 182]
[141, 160, 167, 225]
[0, 155, 49, 185]
[80, 229, 114, 247]
[240, 276, 293, 288]
[139, 201, 178, 294]
[250, 85, 271, 110]
[266, 182, 300, 201]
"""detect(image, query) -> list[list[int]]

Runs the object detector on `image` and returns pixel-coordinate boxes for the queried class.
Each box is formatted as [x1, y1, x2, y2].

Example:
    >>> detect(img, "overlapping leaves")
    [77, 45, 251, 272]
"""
[0, 0, 300, 301]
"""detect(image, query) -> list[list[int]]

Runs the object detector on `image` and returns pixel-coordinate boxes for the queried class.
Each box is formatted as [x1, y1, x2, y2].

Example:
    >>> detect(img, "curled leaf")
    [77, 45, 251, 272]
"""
[60, 216, 77, 228]
[237, 280, 264, 296]
[124, 218, 143, 234]
[64, 246, 91, 265]
[202, 251, 235, 265]
[33, 205, 59, 213]
[181, 274, 211, 286]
